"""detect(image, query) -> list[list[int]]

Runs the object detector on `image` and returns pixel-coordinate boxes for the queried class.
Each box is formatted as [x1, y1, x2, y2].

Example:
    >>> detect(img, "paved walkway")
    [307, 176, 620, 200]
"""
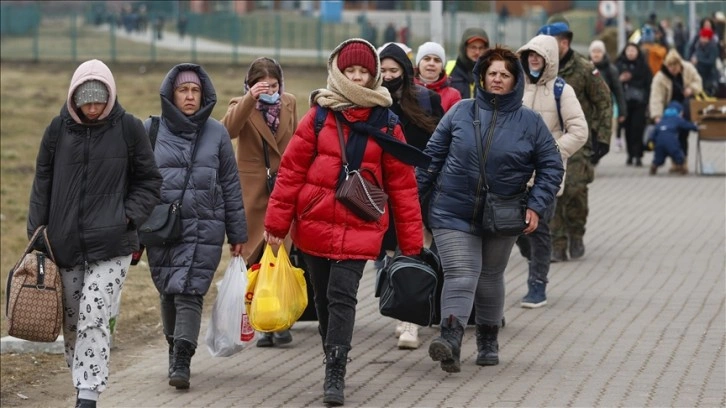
[88, 134, 725, 408]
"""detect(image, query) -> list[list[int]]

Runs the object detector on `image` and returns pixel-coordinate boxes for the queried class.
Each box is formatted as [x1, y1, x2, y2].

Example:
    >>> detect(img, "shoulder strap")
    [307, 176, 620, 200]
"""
[386, 110, 398, 136]
[120, 114, 136, 159]
[314, 105, 328, 138]
[553, 77, 566, 132]
[472, 102, 493, 191]
[48, 116, 64, 167]
[148, 115, 160, 150]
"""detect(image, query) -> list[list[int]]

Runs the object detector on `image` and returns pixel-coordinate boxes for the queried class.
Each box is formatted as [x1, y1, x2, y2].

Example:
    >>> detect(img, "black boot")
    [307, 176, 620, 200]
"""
[428, 315, 465, 373]
[166, 335, 174, 378]
[323, 345, 349, 407]
[256, 332, 274, 347]
[475, 324, 499, 366]
[569, 237, 585, 259]
[75, 399, 96, 408]
[169, 339, 195, 390]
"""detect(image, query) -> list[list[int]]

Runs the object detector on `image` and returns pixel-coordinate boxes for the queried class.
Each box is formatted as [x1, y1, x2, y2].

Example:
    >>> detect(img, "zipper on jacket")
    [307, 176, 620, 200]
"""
[78, 127, 91, 267]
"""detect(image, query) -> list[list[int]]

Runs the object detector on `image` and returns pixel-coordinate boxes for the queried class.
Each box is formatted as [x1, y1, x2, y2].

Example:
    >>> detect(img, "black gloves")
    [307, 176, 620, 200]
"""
[591, 142, 610, 165]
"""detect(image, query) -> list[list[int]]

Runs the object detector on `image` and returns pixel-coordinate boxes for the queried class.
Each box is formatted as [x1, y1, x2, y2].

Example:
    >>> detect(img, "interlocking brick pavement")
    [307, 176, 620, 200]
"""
[96, 134, 725, 408]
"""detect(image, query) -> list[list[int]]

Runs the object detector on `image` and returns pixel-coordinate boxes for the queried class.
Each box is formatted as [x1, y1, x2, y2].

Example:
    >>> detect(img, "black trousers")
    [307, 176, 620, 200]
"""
[302, 253, 366, 348]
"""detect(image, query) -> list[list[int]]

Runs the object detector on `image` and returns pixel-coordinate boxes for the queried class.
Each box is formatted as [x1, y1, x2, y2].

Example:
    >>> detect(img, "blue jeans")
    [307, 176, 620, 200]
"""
[160, 294, 204, 347]
[303, 254, 366, 348]
[516, 199, 556, 284]
[433, 228, 517, 327]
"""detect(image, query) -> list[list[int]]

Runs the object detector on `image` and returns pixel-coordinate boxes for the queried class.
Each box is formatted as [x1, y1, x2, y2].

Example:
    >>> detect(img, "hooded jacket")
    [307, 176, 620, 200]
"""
[414, 72, 462, 113]
[220, 58, 298, 264]
[449, 28, 489, 99]
[264, 39, 423, 259]
[592, 54, 627, 120]
[417, 52, 564, 234]
[518, 35, 588, 196]
[27, 59, 162, 268]
[146, 63, 247, 296]
[649, 49, 703, 120]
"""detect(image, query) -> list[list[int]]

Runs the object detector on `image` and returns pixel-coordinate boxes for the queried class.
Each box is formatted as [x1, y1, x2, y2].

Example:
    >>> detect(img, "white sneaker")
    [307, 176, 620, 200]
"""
[394, 321, 405, 338]
[397, 322, 420, 349]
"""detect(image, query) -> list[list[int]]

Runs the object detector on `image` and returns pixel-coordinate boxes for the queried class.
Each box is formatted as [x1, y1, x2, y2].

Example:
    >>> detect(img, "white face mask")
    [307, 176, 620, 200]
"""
[529, 69, 541, 78]
[259, 92, 280, 104]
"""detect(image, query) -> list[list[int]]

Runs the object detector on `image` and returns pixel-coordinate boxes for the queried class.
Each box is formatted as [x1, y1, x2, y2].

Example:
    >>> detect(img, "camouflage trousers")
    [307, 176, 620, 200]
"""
[550, 157, 594, 251]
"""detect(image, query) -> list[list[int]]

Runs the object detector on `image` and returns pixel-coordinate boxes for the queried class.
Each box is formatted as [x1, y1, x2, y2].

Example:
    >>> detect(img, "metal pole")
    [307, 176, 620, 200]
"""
[688, 0, 697, 42]
[617, 0, 626, 51]
[430, 0, 443, 45]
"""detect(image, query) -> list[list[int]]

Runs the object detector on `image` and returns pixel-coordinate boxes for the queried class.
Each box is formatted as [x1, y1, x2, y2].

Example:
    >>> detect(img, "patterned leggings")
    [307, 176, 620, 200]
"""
[60, 255, 130, 400]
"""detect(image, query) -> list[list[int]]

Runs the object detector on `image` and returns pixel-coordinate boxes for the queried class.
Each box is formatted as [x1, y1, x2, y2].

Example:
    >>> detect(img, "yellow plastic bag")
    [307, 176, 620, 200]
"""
[245, 244, 308, 332]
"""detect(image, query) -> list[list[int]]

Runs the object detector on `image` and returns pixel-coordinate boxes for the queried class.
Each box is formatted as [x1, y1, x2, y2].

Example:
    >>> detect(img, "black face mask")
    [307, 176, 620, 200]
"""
[382, 76, 404, 93]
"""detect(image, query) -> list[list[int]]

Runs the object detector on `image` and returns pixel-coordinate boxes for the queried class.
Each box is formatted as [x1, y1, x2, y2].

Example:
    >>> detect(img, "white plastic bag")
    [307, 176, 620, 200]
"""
[205, 256, 254, 357]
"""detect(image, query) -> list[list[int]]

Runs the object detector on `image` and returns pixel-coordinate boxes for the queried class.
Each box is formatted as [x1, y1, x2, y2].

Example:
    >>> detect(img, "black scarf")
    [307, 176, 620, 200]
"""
[559, 49, 574, 69]
[333, 107, 431, 182]
[661, 65, 685, 102]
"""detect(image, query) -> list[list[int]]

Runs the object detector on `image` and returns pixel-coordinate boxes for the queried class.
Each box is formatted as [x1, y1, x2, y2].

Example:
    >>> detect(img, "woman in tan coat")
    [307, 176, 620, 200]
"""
[221, 57, 298, 347]
[649, 49, 702, 169]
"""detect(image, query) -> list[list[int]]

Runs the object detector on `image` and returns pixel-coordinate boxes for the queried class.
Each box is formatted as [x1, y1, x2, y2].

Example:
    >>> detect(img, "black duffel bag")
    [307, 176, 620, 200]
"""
[375, 247, 442, 327]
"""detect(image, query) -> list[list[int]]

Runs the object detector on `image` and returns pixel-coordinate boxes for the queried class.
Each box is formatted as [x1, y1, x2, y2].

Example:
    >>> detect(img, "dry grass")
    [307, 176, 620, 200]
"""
[0, 61, 326, 406]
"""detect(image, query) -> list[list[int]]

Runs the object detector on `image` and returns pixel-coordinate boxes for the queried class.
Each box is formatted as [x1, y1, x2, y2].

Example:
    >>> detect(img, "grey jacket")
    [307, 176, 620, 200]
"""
[146, 63, 247, 296]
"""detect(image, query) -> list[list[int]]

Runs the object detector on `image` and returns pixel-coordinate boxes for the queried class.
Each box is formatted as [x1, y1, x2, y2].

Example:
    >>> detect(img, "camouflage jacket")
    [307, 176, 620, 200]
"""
[559, 49, 613, 157]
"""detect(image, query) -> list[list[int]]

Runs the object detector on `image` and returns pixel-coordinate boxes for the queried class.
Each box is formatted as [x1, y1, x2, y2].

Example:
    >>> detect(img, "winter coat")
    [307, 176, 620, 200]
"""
[693, 40, 720, 88]
[264, 38, 423, 260]
[449, 28, 489, 99]
[221, 80, 297, 264]
[146, 63, 247, 296]
[417, 57, 564, 234]
[27, 59, 162, 268]
[557, 49, 613, 160]
[414, 73, 463, 112]
[517, 35, 588, 196]
[593, 55, 627, 120]
[649, 50, 703, 120]
[615, 45, 653, 105]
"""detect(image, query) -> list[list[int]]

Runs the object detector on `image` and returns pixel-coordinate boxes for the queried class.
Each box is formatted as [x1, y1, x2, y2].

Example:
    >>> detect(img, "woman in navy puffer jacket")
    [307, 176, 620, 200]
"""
[417, 46, 563, 374]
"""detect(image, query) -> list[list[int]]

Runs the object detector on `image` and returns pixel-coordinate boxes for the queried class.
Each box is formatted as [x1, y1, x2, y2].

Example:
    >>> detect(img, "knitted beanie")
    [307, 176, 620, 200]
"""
[589, 40, 606, 54]
[174, 70, 201, 88]
[73, 80, 109, 107]
[337, 42, 377, 74]
[416, 41, 446, 66]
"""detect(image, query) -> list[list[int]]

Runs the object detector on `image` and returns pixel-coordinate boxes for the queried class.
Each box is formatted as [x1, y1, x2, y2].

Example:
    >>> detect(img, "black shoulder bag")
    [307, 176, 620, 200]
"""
[473, 102, 528, 236]
[139, 130, 201, 247]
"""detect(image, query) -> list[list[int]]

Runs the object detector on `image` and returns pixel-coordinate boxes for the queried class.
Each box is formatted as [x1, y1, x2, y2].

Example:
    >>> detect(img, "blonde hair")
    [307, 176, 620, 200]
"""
[664, 49, 683, 67]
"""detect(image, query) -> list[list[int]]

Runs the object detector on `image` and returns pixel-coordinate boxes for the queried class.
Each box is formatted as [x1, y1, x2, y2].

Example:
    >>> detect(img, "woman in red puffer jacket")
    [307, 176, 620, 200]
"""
[263, 38, 429, 407]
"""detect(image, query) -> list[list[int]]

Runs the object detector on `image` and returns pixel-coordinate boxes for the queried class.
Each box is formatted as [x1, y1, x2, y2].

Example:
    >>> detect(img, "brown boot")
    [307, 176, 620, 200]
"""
[679, 163, 689, 174]
[649, 165, 657, 176]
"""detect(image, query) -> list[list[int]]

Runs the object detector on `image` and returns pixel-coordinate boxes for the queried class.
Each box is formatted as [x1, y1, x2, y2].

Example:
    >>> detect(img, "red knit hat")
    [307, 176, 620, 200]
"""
[337, 42, 377, 74]
[700, 27, 714, 39]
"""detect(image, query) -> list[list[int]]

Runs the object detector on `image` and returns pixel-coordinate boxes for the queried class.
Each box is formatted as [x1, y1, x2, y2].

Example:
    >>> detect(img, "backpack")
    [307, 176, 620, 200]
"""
[375, 247, 442, 326]
[553, 76, 566, 132]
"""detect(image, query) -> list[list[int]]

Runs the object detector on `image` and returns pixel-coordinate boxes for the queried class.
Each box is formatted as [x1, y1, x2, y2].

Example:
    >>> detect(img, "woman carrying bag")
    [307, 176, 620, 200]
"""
[221, 57, 298, 348]
[145, 64, 248, 390]
[263, 38, 429, 406]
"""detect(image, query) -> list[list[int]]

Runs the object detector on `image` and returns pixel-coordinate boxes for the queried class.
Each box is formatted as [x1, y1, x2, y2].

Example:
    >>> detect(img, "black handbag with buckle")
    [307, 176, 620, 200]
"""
[472, 102, 528, 236]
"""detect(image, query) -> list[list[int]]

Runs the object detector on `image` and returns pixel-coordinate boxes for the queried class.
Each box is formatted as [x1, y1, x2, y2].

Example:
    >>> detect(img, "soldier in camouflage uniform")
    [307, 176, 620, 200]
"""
[538, 17, 613, 262]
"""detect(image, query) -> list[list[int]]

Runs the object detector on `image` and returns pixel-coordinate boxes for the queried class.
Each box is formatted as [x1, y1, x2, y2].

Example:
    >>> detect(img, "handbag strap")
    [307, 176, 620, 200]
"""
[472, 101, 495, 191]
[13, 226, 56, 272]
[335, 116, 350, 175]
[179, 130, 202, 207]
[261, 138, 274, 179]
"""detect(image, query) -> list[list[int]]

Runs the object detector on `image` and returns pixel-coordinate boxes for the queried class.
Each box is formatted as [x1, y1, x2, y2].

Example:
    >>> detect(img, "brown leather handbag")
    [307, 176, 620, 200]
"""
[333, 117, 388, 221]
[5, 226, 63, 342]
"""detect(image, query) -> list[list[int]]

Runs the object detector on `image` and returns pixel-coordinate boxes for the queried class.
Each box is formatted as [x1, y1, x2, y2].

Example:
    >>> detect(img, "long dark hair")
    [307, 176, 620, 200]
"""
[379, 44, 438, 133]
